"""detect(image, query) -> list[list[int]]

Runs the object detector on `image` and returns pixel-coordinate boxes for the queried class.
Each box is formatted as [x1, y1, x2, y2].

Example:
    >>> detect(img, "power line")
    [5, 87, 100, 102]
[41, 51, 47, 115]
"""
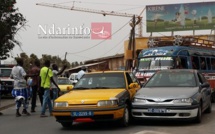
[116, 6, 145, 12]
[101, 33, 129, 57]
[69, 53, 93, 62]
[67, 20, 130, 55]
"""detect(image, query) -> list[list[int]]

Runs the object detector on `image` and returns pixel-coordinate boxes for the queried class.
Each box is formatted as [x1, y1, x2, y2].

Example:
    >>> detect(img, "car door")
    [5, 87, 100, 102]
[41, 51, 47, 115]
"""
[197, 72, 211, 109]
[125, 72, 139, 99]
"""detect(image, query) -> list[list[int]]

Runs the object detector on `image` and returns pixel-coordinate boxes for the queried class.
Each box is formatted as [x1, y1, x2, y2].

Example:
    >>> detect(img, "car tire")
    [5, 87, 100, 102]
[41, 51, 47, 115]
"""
[119, 104, 129, 127]
[61, 122, 73, 128]
[211, 92, 215, 103]
[194, 104, 202, 123]
[205, 98, 212, 114]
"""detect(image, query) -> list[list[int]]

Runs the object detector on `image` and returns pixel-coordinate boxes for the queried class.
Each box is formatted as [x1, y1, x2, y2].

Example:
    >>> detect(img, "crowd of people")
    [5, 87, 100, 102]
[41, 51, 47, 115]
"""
[0, 58, 67, 117]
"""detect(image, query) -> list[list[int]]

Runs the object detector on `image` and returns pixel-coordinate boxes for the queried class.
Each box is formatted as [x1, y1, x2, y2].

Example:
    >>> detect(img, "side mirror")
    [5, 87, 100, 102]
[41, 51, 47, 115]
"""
[200, 82, 210, 88]
[67, 85, 73, 91]
[129, 83, 139, 89]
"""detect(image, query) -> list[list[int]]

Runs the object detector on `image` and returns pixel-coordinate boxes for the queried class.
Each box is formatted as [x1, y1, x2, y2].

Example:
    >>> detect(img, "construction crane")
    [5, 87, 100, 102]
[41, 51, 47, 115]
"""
[36, 2, 144, 37]
[36, 2, 145, 70]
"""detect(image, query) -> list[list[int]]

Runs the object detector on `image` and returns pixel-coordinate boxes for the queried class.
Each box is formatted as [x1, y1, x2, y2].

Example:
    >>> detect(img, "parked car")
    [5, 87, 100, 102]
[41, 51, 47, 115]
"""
[132, 69, 212, 123]
[69, 73, 78, 85]
[58, 77, 73, 94]
[52, 71, 141, 128]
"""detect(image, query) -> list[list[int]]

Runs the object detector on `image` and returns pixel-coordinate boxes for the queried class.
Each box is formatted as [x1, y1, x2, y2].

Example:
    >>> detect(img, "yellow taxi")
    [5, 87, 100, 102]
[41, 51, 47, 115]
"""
[57, 77, 73, 93]
[52, 71, 141, 128]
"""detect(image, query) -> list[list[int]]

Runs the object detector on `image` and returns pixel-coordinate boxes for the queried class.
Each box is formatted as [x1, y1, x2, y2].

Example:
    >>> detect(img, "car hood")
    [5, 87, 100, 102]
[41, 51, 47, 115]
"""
[56, 89, 125, 104]
[135, 87, 199, 100]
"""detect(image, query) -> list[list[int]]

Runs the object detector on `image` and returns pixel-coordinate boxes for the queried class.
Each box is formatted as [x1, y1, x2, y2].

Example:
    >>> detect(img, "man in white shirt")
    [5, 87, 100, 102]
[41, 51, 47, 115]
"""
[77, 66, 87, 80]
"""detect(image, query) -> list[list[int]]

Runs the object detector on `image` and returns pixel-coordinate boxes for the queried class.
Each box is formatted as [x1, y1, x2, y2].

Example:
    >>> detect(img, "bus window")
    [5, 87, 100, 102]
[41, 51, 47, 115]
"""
[211, 58, 215, 70]
[200, 57, 206, 70]
[206, 58, 211, 70]
[191, 56, 199, 69]
[180, 56, 188, 69]
[175, 56, 187, 69]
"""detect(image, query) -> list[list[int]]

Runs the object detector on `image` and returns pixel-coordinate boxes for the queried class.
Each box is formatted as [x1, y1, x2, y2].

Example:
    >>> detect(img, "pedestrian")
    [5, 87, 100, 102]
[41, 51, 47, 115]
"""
[77, 66, 87, 80]
[29, 59, 41, 112]
[40, 60, 60, 117]
[10, 58, 32, 117]
[51, 63, 67, 106]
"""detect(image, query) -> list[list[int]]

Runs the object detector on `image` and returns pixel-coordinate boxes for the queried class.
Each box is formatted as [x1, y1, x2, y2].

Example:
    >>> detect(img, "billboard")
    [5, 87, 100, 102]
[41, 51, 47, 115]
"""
[146, 2, 215, 32]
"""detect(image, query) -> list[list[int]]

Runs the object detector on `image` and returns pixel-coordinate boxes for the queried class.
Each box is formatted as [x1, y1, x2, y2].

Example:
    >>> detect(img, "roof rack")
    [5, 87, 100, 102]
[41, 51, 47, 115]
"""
[147, 35, 215, 49]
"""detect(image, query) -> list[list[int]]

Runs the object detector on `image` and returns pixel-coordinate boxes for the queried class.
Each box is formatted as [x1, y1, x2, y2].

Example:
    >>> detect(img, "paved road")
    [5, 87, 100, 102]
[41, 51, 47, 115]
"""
[0, 98, 215, 134]
[0, 97, 14, 111]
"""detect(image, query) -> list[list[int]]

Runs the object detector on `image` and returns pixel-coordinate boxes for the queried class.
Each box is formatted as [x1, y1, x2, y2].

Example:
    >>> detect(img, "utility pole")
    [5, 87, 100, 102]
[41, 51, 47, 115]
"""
[125, 15, 141, 71]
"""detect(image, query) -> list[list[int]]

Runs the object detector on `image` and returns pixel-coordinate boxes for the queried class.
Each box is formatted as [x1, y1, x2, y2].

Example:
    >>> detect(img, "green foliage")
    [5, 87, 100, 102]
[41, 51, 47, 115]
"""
[15, 53, 75, 72]
[0, 0, 27, 60]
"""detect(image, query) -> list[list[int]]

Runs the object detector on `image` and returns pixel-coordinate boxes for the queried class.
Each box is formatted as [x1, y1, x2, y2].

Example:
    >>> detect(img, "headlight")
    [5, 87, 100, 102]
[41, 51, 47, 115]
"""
[97, 100, 118, 106]
[54, 102, 68, 107]
[133, 98, 147, 103]
[173, 98, 193, 104]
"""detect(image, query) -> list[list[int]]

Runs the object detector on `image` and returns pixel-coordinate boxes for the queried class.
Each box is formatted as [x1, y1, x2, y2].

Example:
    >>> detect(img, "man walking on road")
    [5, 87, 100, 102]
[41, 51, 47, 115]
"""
[29, 59, 41, 112]
[40, 60, 60, 117]
[10, 58, 31, 117]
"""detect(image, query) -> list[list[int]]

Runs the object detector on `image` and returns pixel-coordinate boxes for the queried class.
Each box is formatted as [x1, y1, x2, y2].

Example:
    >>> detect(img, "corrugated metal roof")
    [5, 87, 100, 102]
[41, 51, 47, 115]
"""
[85, 53, 124, 63]
[65, 61, 107, 72]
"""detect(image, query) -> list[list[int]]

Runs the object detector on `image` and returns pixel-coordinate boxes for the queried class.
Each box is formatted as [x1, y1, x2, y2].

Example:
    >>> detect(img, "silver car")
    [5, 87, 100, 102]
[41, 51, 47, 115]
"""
[132, 69, 212, 123]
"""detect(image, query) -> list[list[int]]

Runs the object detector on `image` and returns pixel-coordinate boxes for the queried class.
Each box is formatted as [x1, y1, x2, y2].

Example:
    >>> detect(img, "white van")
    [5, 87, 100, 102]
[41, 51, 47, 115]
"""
[69, 73, 78, 85]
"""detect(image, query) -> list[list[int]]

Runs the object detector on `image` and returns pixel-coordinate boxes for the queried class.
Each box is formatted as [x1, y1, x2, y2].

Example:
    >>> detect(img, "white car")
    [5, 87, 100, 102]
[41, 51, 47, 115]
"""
[132, 69, 212, 123]
[69, 73, 78, 85]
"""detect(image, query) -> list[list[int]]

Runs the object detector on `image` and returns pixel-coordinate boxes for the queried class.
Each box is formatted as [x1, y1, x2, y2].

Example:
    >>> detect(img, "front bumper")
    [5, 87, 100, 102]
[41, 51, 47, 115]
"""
[0, 85, 13, 95]
[132, 105, 199, 119]
[52, 105, 125, 123]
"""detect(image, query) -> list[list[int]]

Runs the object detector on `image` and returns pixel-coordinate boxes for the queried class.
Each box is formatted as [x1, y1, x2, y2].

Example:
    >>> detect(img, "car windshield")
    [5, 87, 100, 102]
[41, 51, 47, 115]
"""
[138, 57, 173, 71]
[145, 71, 197, 87]
[58, 78, 71, 85]
[0, 69, 12, 77]
[74, 73, 126, 90]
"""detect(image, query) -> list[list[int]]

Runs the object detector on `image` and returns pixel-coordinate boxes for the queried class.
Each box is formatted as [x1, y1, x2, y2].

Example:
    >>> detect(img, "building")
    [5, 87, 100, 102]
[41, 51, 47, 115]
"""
[65, 53, 124, 75]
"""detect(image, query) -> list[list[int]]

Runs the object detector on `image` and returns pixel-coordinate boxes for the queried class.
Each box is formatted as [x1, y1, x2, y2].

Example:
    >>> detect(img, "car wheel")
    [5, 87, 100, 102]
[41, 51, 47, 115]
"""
[205, 98, 212, 113]
[61, 122, 73, 128]
[211, 92, 215, 103]
[194, 104, 202, 123]
[119, 104, 129, 127]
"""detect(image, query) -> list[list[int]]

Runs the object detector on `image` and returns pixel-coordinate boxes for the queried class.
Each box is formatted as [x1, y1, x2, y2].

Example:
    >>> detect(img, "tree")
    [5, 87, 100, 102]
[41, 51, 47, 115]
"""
[0, 0, 27, 60]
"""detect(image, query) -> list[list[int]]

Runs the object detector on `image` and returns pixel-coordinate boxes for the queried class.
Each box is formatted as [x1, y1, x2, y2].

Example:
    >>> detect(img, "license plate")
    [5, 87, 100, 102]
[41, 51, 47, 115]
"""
[71, 111, 94, 117]
[148, 108, 166, 113]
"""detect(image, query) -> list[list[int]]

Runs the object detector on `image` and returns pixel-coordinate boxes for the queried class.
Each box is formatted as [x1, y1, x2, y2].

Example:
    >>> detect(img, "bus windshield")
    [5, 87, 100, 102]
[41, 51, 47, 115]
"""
[138, 57, 174, 70]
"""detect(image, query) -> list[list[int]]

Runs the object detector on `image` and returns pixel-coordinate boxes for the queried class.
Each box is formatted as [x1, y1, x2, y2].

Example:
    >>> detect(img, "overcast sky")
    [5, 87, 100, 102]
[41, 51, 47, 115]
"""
[6, 0, 214, 63]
